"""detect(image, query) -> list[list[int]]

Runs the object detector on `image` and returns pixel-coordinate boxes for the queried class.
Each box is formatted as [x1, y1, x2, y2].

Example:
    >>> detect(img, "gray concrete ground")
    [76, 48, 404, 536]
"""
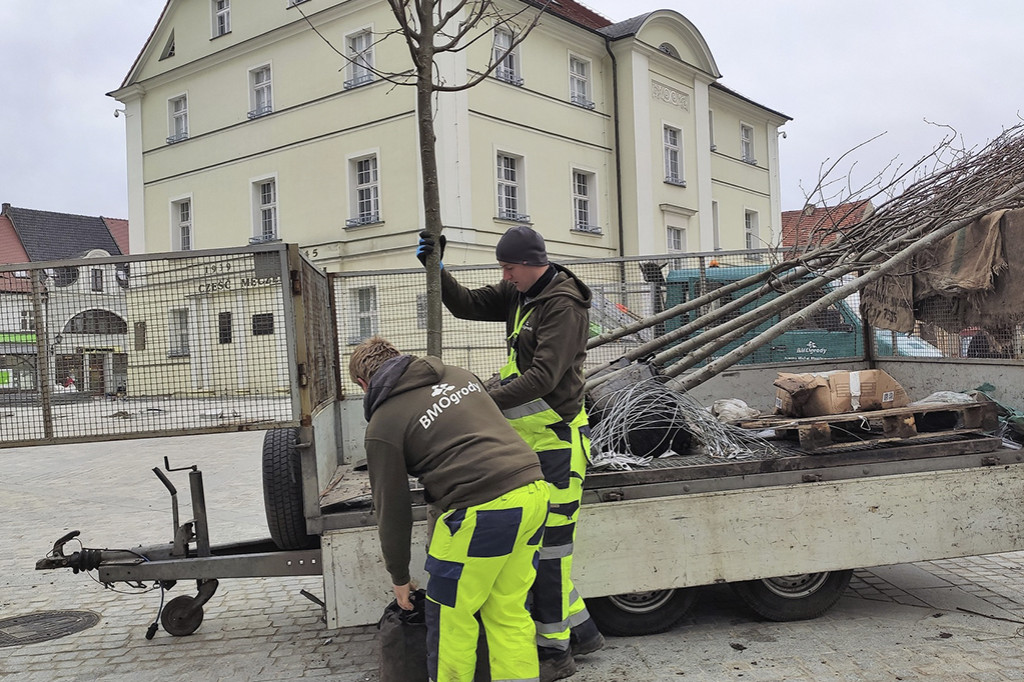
[3, 432, 1024, 681]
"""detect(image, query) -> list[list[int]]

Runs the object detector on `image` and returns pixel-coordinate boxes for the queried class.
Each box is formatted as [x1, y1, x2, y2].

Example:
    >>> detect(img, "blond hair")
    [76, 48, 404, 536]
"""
[349, 335, 400, 384]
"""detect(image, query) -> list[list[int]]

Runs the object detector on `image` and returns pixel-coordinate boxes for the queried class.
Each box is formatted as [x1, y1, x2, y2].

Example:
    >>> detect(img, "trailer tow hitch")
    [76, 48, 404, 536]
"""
[35, 459, 222, 638]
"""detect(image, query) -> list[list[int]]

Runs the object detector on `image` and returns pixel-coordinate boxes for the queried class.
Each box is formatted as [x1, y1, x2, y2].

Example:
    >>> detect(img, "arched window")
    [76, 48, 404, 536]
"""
[63, 309, 128, 335]
[658, 42, 681, 59]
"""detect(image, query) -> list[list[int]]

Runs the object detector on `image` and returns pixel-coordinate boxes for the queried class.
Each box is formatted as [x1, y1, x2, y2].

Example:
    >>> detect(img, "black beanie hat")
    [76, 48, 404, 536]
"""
[495, 225, 548, 266]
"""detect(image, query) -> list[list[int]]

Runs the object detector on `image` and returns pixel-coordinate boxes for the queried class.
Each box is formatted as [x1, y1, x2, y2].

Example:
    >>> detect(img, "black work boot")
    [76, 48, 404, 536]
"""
[539, 648, 576, 682]
[570, 618, 605, 657]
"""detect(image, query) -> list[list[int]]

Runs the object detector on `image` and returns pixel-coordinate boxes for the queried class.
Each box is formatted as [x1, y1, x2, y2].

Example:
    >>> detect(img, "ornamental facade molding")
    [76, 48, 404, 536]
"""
[651, 80, 690, 111]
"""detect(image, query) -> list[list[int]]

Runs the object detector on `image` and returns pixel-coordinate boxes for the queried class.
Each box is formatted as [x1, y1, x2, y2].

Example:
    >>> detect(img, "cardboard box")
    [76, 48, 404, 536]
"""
[774, 369, 909, 417]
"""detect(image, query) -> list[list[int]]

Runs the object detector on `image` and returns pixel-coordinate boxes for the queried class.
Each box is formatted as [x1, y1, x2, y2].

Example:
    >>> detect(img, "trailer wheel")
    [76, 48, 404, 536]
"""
[586, 588, 698, 636]
[262, 428, 318, 551]
[161, 595, 204, 636]
[730, 570, 853, 622]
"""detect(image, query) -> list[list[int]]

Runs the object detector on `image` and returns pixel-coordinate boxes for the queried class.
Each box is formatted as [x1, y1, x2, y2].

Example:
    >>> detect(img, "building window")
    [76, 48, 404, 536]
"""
[252, 313, 275, 336]
[745, 210, 760, 250]
[252, 179, 278, 242]
[667, 226, 685, 252]
[708, 110, 716, 151]
[346, 155, 380, 227]
[20, 310, 34, 331]
[212, 0, 230, 37]
[345, 30, 374, 89]
[168, 308, 189, 357]
[160, 32, 176, 60]
[664, 125, 684, 186]
[134, 321, 147, 351]
[64, 309, 128, 335]
[91, 269, 104, 293]
[497, 153, 528, 222]
[571, 170, 599, 234]
[569, 55, 593, 109]
[741, 124, 756, 164]
[218, 312, 233, 344]
[350, 286, 378, 343]
[172, 199, 192, 251]
[248, 65, 273, 119]
[493, 28, 522, 86]
[167, 95, 188, 144]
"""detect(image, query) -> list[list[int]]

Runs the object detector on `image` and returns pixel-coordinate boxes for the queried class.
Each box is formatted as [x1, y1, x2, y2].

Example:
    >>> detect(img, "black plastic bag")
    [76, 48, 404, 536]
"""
[377, 589, 428, 682]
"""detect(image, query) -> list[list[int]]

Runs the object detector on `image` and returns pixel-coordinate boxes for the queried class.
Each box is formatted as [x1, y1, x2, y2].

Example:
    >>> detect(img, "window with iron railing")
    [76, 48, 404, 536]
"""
[493, 29, 523, 86]
[248, 65, 273, 119]
[167, 95, 188, 144]
[213, 0, 230, 37]
[497, 153, 528, 222]
[569, 56, 594, 109]
[345, 31, 374, 89]
[347, 155, 380, 227]
[254, 179, 278, 242]
[571, 170, 600, 234]
[741, 124, 756, 164]
[664, 125, 685, 186]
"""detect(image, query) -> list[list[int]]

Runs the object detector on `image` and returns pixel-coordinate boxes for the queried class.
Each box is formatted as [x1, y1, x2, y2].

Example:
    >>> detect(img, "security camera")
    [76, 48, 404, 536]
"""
[113, 109, 125, 118]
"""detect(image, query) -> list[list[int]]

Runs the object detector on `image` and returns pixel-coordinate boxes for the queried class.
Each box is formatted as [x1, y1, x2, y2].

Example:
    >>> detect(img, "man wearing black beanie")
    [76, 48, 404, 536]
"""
[416, 225, 603, 681]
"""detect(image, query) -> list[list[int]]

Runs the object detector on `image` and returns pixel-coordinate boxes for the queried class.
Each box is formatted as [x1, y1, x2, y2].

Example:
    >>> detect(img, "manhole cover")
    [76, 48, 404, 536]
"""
[0, 611, 101, 647]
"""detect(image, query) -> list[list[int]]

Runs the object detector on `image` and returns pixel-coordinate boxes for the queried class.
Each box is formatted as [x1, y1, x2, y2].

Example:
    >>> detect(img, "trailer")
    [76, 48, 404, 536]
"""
[21, 244, 1024, 638]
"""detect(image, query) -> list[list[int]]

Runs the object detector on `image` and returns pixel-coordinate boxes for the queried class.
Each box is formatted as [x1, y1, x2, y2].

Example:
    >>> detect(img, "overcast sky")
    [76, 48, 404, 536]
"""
[1, 0, 1020, 221]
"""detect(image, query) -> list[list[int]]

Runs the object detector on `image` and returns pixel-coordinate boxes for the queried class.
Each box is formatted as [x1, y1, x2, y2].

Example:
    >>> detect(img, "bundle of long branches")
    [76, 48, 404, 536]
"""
[589, 378, 774, 469]
[586, 123, 1024, 393]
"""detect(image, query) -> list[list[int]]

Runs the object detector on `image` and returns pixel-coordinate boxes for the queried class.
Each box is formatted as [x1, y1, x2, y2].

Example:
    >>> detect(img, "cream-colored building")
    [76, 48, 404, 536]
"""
[110, 0, 790, 269]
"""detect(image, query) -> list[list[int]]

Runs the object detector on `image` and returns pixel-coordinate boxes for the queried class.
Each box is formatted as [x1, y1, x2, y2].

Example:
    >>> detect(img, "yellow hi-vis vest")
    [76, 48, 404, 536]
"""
[499, 306, 588, 442]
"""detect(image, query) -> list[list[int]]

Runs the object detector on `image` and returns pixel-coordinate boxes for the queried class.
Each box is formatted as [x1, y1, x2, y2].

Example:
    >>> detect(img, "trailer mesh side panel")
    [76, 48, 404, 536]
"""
[0, 246, 301, 446]
[299, 256, 339, 409]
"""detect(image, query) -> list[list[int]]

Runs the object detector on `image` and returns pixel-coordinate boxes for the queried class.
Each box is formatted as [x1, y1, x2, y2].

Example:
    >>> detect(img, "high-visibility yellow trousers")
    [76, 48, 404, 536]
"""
[523, 418, 594, 657]
[425, 480, 549, 682]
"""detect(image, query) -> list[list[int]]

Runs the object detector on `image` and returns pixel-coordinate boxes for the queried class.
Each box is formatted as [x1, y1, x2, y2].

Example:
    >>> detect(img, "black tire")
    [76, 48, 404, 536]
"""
[262, 428, 318, 550]
[587, 588, 698, 636]
[730, 569, 853, 622]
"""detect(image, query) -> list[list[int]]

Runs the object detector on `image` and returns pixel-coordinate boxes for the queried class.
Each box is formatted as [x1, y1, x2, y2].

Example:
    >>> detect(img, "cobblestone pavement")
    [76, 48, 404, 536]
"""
[3, 433, 1024, 681]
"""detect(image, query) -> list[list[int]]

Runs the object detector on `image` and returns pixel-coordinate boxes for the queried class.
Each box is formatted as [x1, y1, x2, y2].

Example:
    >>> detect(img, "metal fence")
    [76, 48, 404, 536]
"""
[4, 243, 1016, 447]
[330, 249, 1021, 391]
[0, 244, 313, 447]
[331, 248, 868, 387]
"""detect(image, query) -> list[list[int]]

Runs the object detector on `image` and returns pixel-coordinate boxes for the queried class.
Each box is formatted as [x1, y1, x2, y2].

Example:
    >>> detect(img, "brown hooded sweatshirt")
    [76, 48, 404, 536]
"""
[363, 355, 542, 585]
[440, 264, 592, 422]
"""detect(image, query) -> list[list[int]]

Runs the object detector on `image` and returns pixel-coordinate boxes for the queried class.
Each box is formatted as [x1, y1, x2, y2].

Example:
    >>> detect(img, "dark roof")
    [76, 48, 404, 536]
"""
[599, 13, 653, 39]
[711, 82, 792, 122]
[1, 205, 125, 263]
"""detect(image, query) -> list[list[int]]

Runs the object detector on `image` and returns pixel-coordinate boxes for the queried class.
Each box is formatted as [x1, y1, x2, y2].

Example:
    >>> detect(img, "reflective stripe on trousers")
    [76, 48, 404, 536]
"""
[499, 304, 595, 653]
[424, 480, 549, 682]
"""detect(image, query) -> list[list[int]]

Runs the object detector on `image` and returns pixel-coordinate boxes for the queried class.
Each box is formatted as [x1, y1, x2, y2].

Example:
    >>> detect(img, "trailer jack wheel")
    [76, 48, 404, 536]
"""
[160, 579, 219, 637]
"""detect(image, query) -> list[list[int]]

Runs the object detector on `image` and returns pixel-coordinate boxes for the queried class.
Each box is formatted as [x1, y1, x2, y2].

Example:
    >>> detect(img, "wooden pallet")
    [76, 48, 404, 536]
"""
[733, 401, 1001, 453]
